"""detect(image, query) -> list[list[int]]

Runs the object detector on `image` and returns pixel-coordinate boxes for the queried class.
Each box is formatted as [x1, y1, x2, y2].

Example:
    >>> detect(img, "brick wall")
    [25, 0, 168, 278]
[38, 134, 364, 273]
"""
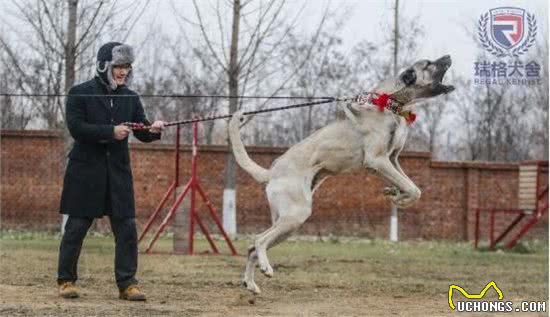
[1, 130, 547, 243]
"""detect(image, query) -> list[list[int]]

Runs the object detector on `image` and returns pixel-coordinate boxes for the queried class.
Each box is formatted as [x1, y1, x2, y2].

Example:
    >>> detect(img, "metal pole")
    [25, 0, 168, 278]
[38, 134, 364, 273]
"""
[188, 122, 198, 254]
[141, 121, 239, 255]
[389, 0, 400, 243]
[196, 184, 238, 255]
[138, 181, 176, 243]
[494, 213, 525, 245]
[175, 125, 181, 187]
[139, 123, 180, 246]
[145, 180, 192, 253]
[390, 206, 398, 242]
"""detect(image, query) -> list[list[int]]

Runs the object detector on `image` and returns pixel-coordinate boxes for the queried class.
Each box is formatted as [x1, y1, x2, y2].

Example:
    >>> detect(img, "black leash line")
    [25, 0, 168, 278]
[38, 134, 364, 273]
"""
[124, 98, 337, 129]
[165, 98, 336, 126]
[0, 93, 334, 100]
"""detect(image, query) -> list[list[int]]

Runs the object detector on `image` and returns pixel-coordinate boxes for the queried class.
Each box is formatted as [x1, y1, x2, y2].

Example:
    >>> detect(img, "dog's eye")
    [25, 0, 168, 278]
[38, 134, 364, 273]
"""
[400, 69, 416, 85]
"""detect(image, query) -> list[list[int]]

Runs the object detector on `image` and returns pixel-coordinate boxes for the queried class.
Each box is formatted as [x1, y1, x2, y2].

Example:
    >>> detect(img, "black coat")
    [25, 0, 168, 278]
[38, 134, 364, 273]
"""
[60, 77, 160, 219]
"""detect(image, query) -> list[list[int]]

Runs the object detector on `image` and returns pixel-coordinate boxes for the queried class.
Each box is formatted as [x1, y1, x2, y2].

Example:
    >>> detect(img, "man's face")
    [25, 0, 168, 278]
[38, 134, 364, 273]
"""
[112, 64, 132, 86]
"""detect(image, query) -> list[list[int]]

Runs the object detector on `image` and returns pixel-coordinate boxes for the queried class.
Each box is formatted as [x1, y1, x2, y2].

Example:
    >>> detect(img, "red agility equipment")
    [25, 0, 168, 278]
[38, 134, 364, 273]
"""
[474, 161, 548, 249]
[138, 122, 237, 255]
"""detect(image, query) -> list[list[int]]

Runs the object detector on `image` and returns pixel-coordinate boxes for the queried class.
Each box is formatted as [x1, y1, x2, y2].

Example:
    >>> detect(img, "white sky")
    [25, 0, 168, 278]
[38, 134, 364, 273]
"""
[0, 0, 547, 149]
[1, 0, 547, 81]
[133, 0, 549, 81]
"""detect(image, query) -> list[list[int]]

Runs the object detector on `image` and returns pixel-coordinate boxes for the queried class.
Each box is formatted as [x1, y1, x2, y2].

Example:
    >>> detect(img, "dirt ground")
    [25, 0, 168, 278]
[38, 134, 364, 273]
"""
[0, 233, 547, 317]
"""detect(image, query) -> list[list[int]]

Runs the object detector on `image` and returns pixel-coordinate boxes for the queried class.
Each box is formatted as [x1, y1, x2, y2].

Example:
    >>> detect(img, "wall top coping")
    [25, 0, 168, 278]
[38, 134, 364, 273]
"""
[1, 129, 63, 138]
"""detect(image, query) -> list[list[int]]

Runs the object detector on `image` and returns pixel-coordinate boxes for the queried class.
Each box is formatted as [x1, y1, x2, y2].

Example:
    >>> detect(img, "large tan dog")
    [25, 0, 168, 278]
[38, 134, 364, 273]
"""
[229, 55, 455, 294]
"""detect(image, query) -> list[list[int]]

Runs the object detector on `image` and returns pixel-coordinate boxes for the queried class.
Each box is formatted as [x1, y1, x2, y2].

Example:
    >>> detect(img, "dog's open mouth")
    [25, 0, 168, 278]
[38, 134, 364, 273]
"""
[433, 55, 454, 94]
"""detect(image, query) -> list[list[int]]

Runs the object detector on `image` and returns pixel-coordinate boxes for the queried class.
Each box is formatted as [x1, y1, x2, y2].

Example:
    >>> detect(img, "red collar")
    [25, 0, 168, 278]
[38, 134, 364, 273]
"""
[354, 93, 416, 124]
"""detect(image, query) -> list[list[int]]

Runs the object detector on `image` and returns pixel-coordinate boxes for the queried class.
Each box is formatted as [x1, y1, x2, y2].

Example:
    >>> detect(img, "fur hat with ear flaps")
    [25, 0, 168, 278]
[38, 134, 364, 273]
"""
[96, 42, 135, 91]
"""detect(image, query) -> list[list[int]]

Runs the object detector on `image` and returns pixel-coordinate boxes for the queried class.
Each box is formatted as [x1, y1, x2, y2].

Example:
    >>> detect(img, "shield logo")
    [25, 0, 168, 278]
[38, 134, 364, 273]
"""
[490, 7, 525, 49]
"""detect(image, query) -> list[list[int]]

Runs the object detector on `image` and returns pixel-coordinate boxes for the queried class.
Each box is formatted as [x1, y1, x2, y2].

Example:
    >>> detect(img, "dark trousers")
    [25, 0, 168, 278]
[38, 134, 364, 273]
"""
[57, 216, 139, 290]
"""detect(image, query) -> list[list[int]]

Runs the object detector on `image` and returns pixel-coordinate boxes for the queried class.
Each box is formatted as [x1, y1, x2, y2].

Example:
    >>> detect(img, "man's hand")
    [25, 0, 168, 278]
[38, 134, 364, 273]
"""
[150, 120, 166, 134]
[114, 124, 131, 140]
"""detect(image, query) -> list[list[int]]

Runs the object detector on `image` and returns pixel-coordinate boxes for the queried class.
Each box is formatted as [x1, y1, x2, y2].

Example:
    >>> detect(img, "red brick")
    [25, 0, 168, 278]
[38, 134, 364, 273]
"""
[1, 130, 547, 242]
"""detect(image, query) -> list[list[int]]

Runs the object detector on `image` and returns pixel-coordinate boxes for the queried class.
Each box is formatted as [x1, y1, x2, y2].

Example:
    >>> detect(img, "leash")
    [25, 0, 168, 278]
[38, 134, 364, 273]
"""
[3, 91, 415, 127]
[121, 92, 415, 130]
[0, 93, 333, 100]
[123, 98, 338, 130]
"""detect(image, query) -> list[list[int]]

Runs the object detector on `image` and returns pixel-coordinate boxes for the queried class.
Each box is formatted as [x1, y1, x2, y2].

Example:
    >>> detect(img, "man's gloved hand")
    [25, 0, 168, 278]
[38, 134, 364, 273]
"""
[150, 120, 166, 134]
[114, 124, 131, 140]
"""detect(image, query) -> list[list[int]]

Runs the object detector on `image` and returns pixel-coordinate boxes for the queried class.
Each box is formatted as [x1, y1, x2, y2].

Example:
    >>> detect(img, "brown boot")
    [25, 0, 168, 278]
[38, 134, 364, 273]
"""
[58, 281, 79, 299]
[119, 285, 146, 301]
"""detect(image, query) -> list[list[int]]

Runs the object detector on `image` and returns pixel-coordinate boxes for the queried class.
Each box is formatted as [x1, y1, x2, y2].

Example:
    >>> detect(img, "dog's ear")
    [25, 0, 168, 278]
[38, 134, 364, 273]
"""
[400, 68, 416, 86]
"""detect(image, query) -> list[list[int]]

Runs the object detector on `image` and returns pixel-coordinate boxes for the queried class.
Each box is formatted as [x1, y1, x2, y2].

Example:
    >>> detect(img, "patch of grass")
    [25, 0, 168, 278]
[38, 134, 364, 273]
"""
[474, 240, 548, 254]
[0, 233, 547, 316]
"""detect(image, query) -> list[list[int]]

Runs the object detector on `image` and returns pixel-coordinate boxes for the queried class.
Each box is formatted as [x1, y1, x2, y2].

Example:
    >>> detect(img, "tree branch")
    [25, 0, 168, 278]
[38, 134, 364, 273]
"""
[74, 0, 104, 50]
[191, 0, 228, 72]
[40, 0, 66, 47]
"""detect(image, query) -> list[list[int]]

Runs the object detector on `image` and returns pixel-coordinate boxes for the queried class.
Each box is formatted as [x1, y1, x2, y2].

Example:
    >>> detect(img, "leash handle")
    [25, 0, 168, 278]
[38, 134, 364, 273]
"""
[122, 122, 151, 130]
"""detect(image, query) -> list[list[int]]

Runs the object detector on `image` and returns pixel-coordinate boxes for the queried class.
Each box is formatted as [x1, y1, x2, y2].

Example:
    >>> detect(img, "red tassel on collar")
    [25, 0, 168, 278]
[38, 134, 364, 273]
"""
[371, 93, 390, 111]
[402, 111, 417, 124]
[407, 112, 416, 124]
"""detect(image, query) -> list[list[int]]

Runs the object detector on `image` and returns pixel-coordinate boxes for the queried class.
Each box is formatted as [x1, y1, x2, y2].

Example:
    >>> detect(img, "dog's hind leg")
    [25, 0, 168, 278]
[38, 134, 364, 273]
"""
[242, 191, 287, 294]
[242, 227, 299, 294]
[254, 204, 312, 278]
[248, 178, 312, 279]
[242, 193, 281, 294]
[242, 246, 261, 294]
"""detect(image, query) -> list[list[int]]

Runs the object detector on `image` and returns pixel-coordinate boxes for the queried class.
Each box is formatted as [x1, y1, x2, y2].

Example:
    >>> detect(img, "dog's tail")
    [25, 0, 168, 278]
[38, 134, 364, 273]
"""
[228, 111, 271, 183]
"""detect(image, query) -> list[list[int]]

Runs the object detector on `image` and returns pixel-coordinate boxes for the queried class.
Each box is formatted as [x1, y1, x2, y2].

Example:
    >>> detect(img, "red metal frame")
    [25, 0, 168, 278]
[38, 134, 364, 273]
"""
[138, 122, 238, 255]
[474, 161, 548, 249]
[505, 185, 548, 248]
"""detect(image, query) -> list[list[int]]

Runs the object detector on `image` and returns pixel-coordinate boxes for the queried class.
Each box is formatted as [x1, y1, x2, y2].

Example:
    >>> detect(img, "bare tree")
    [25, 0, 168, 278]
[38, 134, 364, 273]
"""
[407, 96, 450, 155]
[393, 0, 399, 77]
[267, 21, 354, 145]
[527, 37, 549, 159]
[0, 66, 33, 129]
[172, 0, 330, 233]
[65, 0, 78, 94]
[0, 0, 150, 129]
[351, 14, 424, 84]
[131, 22, 226, 145]
[447, 25, 549, 162]
[447, 70, 548, 162]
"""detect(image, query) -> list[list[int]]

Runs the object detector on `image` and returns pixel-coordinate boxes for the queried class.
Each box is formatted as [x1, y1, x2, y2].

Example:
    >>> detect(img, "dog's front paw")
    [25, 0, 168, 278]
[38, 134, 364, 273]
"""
[383, 186, 400, 197]
[389, 189, 421, 208]
[260, 264, 274, 278]
[391, 197, 408, 208]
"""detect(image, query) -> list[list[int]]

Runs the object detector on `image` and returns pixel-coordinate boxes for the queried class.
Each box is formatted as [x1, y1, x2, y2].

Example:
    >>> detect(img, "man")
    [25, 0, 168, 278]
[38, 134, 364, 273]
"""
[58, 42, 165, 301]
